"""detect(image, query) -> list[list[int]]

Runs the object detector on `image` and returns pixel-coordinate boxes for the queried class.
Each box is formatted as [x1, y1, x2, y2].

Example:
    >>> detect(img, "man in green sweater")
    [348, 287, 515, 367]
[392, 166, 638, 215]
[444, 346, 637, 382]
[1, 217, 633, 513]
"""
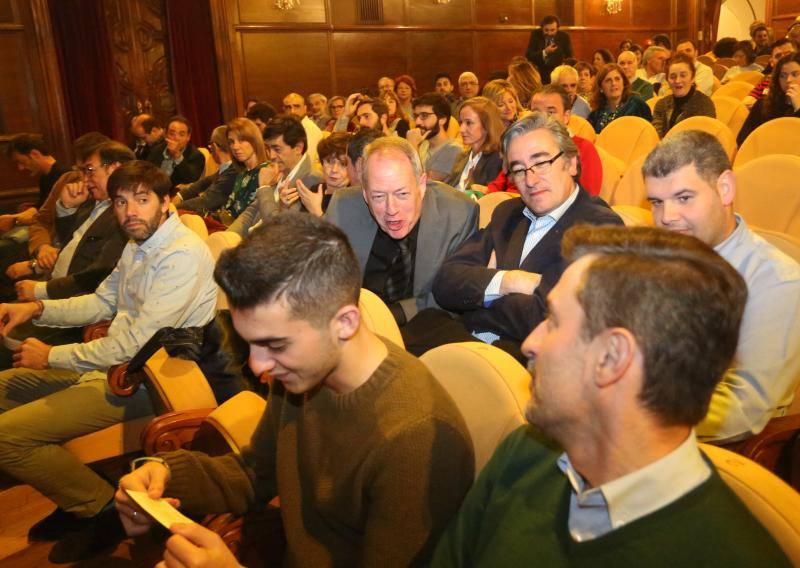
[115, 212, 474, 567]
[432, 224, 791, 566]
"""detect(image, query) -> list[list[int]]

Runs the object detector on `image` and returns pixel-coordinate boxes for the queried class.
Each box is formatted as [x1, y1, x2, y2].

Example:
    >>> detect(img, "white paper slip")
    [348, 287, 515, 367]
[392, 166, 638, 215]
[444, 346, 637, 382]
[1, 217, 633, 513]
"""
[124, 489, 196, 529]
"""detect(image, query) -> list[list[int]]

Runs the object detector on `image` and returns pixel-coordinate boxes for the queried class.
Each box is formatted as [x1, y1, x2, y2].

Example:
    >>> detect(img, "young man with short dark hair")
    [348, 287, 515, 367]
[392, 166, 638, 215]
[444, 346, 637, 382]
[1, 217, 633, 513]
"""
[406, 93, 463, 181]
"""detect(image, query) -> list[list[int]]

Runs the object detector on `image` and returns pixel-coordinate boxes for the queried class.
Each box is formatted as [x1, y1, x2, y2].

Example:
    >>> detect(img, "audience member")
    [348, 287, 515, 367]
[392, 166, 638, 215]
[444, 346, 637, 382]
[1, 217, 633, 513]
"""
[675, 39, 714, 95]
[116, 212, 474, 567]
[294, 132, 351, 216]
[345, 127, 384, 186]
[618, 50, 655, 100]
[482, 79, 528, 127]
[431, 224, 789, 567]
[283, 92, 323, 163]
[751, 20, 772, 56]
[457, 71, 480, 102]
[406, 93, 463, 181]
[552, 64, 591, 118]
[618, 38, 633, 53]
[592, 48, 614, 72]
[327, 95, 345, 126]
[146, 115, 205, 186]
[744, 38, 796, 107]
[788, 16, 800, 43]
[525, 15, 573, 85]
[652, 53, 716, 138]
[378, 75, 395, 94]
[427, 113, 622, 356]
[244, 98, 259, 112]
[575, 61, 596, 99]
[229, 115, 321, 236]
[0, 161, 220, 563]
[394, 74, 417, 117]
[722, 40, 763, 83]
[713, 36, 739, 59]
[354, 96, 391, 135]
[738, 52, 800, 145]
[631, 43, 644, 66]
[129, 114, 163, 160]
[380, 89, 412, 137]
[507, 57, 542, 110]
[307, 92, 332, 131]
[245, 101, 278, 134]
[644, 130, 800, 442]
[435, 72, 455, 97]
[447, 97, 504, 191]
[325, 137, 477, 328]
[174, 125, 237, 215]
[588, 64, 652, 133]
[652, 33, 672, 51]
[637, 46, 669, 95]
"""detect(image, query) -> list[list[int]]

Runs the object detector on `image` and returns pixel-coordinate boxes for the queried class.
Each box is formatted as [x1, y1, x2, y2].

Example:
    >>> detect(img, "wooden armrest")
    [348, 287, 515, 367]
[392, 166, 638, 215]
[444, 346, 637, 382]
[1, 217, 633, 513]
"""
[141, 408, 215, 455]
[83, 320, 112, 343]
[106, 362, 149, 397]
[203, 513, 244, 556]
[738, 414, 800, 468]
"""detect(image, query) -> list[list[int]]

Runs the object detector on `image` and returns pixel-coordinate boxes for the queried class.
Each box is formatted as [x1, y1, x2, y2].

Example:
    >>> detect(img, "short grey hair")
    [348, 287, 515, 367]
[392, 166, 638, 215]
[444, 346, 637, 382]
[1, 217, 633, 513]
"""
[642, 46, 669, 65]
[308, 93, 327, 104]
[459, 71, 478, 84]
[642, 131, 731, 188]
[361, 137, 423, 189]
[551, 65, 578, 84]
[500, 112, 579, 173]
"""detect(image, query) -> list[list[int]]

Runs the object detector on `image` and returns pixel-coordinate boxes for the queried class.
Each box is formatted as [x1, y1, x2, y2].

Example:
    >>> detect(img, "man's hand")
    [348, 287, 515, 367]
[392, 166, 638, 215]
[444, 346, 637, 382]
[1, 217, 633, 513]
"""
[258, 163, 280, 188]
[15, 207, 37, 226]
[544, 42, 558, 55]
[5, 261, 32, 280]
[344, 93, 363, 118]
[787, 83, 800, 111]
[13, 338, 51, 370]
[166, 138, 183, 159]
[0, 302, 39, 336]
[500, 270, 542, 295]
[296, 179, 324, 217]
[405, 128, 430, 149]
[15, 280, 37, 301]
[278, 179, 299, 209]
[158, 523, 243, 568]
[115, 461, 175, 537]
[60, 181, 89, 208]
[37, 244, 60, 270]
[0, 215, 15, 233]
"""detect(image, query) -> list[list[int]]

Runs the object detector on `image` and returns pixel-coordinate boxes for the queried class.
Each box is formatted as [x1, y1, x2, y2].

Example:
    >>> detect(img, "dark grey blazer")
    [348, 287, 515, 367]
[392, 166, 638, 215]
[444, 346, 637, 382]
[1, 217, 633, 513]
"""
[324, 181, 478, 320]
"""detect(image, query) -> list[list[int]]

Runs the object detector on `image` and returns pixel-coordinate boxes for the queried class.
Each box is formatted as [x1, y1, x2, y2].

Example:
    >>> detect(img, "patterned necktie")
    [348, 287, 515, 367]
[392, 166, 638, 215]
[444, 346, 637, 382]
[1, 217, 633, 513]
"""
[385, 239, 412, 304]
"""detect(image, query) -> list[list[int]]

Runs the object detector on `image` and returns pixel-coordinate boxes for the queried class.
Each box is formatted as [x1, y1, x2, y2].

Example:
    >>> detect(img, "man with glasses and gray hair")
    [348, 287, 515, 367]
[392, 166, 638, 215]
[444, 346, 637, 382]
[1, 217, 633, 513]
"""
[426, 113, 621, 358]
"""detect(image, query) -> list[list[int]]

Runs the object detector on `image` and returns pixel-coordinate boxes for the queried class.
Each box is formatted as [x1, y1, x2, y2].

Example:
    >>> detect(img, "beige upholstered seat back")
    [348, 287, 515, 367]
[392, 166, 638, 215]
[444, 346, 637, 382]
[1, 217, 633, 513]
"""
[477, 192, 518, 229]
[596, 116, 660, 167]
[359, 288, 404, 348]
[734, 117, 800, 168]
[595, 146, 624, 203]
[206, 231, 242, 310]
[421, 342, 530, 475]
[610, 154, 648, 208]
[735, 70, 765, 85]
[568, 114, 596, 143]
[712, 80, 754, 100]
[612, 205, 653, 226]
[198, 147, 218, 177]
[734, 155, 800, 239]
[667, 116, 737, 161]
[203, 391, 267, 453]
[180, 213, 209, 241]
[701, 444, 800, 564]
[712, 95, 750, 140]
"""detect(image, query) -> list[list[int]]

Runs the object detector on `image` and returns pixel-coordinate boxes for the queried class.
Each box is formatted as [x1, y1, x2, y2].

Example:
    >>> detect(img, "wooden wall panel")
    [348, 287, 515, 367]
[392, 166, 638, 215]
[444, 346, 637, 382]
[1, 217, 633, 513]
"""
[408, 31, 473, 94]
[407, 0, 471, 26]
[241, 31, 331, 107]
[534, 0, 575, 26]
[474, 31, 528, 80]
[0, 34, 40, 134]
[332, 31, 406, 96]
[584, 0, 631, 27]
[0, 0, 14, 22]
[475, 0, 532, 26]
[238, 0, 326, 24]
[772, 0, 800, 14]
[633, 0, 672, 28]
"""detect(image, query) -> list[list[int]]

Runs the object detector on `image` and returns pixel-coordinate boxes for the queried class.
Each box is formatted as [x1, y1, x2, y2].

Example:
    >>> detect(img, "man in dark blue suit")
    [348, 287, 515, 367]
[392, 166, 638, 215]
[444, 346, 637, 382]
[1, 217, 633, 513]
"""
[525, 15, 573, 85]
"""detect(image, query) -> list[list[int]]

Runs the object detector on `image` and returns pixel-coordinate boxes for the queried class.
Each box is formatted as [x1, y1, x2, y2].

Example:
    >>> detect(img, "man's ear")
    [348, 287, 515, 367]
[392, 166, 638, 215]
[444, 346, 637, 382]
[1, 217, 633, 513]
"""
[594, 328, 636, 388]
[717, 170, 736, 206]
[332, 303, 360, 341]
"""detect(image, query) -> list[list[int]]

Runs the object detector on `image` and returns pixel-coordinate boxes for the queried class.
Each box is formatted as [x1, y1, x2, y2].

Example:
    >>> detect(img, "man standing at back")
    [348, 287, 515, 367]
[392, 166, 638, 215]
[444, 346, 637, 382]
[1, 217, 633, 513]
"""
[525, 15, 573, 85]
[115, 213, 474, 567]
[644, 131, 800, 442]
[432, 224, 789, 566]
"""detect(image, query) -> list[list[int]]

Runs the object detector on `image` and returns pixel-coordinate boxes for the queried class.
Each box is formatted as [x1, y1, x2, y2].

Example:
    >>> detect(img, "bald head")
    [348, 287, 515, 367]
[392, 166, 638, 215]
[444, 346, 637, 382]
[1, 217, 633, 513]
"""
[617, 50, 638, 80]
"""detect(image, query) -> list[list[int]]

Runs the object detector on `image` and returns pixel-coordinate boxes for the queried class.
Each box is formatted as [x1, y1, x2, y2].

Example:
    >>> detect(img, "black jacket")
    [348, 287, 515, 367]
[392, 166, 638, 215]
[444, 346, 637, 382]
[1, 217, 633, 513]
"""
[146, 141, 206, 186]
[525, 29, 573, 84]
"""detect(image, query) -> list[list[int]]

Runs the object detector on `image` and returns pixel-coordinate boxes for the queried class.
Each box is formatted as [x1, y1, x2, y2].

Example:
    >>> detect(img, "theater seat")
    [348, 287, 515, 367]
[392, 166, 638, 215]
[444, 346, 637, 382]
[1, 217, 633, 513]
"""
[667, 116, 737, 161]
[734, 154, 800, 239]
[207, 231, 243, 310]
[596, 116, 660, 168]
[713, 96, 750, 140]
[702, 443, 800, 564]
[612, 205, 653, 226]
[358, 288, 404, 348]
[476, 192, 518, 229]
[735, 70, 764, 85]
[180, 213, 210, 241]
[198, 147, 219, 177]
[734, 117, 800, 168]
[420, 342, 530, 475]
[568, 114, 596, 143]
[713, 80, 756, 101]
[609, 154, 648, 208]
[595, 146, 624, 203]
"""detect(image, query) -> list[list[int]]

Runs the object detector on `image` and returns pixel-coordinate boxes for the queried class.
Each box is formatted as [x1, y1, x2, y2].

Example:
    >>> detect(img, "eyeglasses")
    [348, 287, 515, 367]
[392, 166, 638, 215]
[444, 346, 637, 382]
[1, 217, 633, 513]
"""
[413, 112, 435, 120]
[508, 151, 564, 180]
[78, 163, 109, 177]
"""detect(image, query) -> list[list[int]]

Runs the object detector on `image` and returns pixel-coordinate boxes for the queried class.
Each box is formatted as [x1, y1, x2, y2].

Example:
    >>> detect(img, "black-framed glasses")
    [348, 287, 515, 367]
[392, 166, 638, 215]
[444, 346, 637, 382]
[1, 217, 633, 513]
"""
[78, 162, 109, 177]
[413, 111, 435, 121]
[508, 151, 564, 180]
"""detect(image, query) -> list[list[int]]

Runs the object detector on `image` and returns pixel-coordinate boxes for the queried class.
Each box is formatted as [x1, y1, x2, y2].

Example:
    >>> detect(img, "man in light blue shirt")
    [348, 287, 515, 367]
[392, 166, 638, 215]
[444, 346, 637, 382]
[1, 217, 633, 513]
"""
[644, 130, 800, 443]
[0, 161, 217, 562]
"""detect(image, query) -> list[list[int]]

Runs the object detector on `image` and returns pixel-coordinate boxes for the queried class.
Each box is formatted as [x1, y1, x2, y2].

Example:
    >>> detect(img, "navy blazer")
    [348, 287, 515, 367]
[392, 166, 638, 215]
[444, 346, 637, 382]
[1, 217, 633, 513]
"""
[433, 188, 622, 341]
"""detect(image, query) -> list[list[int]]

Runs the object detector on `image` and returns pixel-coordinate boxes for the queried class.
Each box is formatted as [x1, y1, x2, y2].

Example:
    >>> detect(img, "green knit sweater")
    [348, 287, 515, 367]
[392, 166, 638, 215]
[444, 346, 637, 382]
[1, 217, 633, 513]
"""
[163, 339, 475, 567]
[432, 425, 790, 567]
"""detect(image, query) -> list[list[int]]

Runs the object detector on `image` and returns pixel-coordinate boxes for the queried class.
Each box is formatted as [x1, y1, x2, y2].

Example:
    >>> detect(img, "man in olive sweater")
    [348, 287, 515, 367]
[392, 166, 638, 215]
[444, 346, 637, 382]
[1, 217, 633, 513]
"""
[432, 225, 790, 566]
[116, 213, 474, 566]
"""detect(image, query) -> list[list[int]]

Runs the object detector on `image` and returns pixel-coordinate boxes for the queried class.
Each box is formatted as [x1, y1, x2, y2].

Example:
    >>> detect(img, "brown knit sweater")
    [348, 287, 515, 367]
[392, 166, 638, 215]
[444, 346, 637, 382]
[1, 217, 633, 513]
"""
[163, 339, 475, 567]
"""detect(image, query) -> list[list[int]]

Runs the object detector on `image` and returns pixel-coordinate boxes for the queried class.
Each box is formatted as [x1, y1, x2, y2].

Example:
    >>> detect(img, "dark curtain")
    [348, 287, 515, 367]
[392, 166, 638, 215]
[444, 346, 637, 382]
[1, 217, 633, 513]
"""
[166, 0, 223, 146]
[48, 0, 121, 142]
